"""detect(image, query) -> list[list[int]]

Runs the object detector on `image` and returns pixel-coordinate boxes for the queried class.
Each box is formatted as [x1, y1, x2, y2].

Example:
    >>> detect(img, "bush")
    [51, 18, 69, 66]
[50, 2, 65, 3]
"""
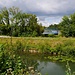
[48, 34, 55, 37]
[15, 41, 25, 51]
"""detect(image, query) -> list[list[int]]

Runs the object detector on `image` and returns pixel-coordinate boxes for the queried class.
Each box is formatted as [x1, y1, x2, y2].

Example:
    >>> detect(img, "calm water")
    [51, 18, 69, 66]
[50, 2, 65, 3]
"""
[37, 61, 66, 75]
[18, 52, 75, 75]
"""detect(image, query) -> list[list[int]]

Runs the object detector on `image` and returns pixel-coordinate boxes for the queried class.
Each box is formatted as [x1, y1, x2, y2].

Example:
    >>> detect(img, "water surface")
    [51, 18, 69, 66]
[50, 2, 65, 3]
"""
[18, 52, 75, 75]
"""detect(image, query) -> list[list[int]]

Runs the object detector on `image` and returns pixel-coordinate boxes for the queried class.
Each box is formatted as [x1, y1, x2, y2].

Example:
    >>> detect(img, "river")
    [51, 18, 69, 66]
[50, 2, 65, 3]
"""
[18, 52, 75, 75]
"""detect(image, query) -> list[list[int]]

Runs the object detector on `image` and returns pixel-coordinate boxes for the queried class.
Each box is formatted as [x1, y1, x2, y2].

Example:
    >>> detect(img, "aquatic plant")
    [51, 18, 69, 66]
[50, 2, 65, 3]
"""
[66, 61, 75, 75]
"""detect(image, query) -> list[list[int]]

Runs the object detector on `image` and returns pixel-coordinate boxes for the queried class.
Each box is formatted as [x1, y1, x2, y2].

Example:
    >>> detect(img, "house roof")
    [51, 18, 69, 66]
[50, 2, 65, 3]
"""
[43, 28, 58, 35]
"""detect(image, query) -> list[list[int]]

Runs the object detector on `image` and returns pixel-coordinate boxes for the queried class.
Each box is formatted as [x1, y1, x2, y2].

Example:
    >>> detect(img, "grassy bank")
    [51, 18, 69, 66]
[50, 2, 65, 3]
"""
[0, 37, 75, 74]
[0, 37, 75, 55]
[1, 37, 75, 48]
[0, 37, 75, 61]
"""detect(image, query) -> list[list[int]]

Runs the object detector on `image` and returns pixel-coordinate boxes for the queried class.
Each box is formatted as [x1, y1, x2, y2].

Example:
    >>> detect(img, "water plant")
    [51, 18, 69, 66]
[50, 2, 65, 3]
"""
[66, 61, 75, 75]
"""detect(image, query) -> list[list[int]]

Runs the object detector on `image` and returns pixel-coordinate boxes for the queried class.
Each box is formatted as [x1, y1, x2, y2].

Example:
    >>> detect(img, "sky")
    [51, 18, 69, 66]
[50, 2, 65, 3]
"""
[0, 0, 75, 27]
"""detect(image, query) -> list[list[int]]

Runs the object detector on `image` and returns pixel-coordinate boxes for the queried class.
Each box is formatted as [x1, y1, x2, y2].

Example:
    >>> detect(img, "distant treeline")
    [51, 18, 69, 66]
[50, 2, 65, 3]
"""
[0, 6, 75, 37]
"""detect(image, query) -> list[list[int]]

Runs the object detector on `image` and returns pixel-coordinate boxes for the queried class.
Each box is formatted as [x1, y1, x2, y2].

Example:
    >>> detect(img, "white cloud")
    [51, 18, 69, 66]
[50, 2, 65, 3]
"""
[0, 0, 12, 7]
[38, 16, 62, 27]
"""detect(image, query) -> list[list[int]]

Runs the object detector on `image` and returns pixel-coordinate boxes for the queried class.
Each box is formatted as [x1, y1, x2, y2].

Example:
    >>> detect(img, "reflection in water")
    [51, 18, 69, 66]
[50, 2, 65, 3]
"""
[17, 52, 75, 75]
[37, 61, 66, 75]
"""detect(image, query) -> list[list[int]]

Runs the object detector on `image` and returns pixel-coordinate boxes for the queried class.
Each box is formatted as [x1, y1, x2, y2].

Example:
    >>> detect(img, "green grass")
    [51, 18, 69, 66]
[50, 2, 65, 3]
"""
[0, 36, 75, 55]
[0, 36, 75, 74]
[0, 37, 75, 48]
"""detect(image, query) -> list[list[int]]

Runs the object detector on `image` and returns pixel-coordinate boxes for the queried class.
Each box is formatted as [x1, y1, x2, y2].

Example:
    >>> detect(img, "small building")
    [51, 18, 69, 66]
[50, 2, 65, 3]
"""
[42, 28, 58, 36]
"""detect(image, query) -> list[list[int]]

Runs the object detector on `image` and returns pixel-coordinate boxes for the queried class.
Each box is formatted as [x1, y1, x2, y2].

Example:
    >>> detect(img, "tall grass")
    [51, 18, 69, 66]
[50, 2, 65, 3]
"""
[0, 37, 75, 74]
[0, 37, 75, 54]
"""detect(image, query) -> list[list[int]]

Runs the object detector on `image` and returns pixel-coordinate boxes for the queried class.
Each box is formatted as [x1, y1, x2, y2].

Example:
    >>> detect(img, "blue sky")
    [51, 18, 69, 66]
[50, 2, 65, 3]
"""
[0, 0, 75, 27]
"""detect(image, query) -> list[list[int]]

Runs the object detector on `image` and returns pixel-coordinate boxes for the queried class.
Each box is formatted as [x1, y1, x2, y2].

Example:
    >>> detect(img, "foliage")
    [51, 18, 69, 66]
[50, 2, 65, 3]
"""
[48, 13, 75, 37]
[0, 43, 42, 75]
[59, 13, 75, 37]
[0, 37, 75, 74]
[66, 61, 75, 75]
[0, 7, 44, 37]
[48, 34, 56, 37]
[48, 24, 59, 30]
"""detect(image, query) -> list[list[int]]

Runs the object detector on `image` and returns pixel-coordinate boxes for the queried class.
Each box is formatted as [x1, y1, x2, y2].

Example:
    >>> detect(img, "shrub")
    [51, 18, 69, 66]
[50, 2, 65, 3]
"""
[15, 41, 24, 51]
[48, 34, 55, 37]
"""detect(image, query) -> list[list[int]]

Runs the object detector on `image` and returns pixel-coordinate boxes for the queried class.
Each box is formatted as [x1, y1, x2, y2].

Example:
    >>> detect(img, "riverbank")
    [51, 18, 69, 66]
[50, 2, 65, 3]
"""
[0, 37, 75, 74]
[0, 37, 75, 59]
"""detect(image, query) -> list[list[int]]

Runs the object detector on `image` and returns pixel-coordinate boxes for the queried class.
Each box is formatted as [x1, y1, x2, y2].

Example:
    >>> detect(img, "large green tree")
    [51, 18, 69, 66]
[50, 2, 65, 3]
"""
[59, 13, 75, 37]
[0, 7, 44, 36]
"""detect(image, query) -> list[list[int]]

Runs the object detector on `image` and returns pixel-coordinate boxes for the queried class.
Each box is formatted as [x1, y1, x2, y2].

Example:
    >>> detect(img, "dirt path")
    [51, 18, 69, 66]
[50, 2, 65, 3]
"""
[0, 35, 10, 38]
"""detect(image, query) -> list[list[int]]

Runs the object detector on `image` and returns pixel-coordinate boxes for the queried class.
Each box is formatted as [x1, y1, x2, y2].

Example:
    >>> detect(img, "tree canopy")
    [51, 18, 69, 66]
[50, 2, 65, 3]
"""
[58, 13, 75, 37]
[48, 13, 75, 37]
[0, 7, 44, 37]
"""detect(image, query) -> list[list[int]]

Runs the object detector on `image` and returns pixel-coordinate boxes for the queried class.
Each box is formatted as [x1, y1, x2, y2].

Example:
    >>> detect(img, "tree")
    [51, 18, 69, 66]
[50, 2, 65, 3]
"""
[0, 6, 44, 37]
[59, 13, 75, 37]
